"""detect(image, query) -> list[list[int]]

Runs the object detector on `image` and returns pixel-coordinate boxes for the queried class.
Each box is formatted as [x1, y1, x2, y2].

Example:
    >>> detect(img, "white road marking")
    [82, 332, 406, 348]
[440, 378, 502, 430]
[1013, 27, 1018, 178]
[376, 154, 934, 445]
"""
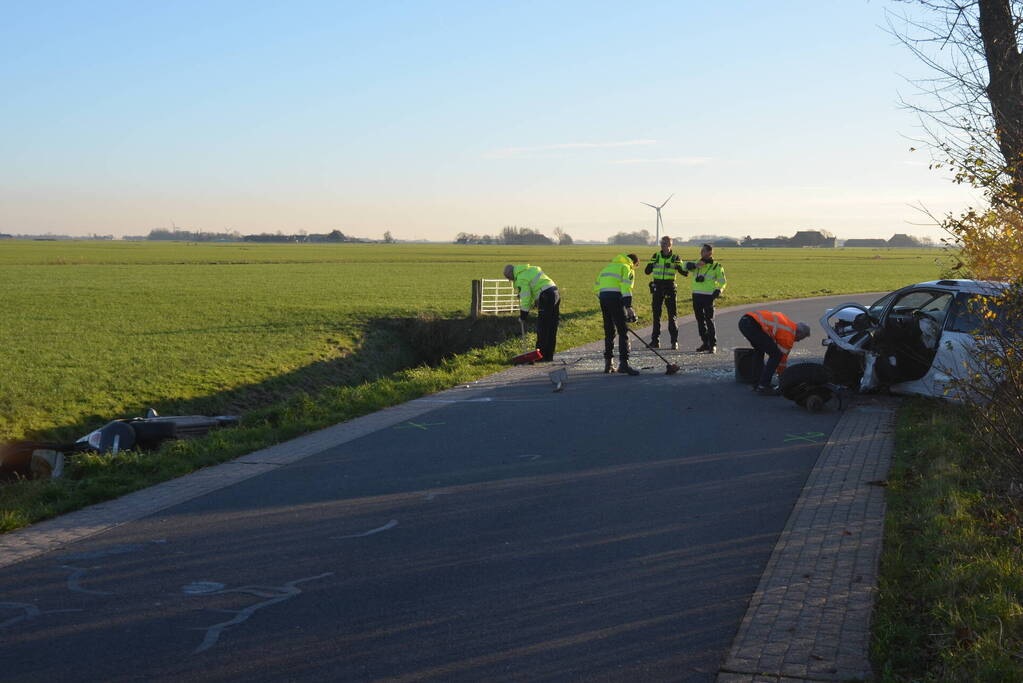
[191, 573, 333, 654]
[182, 581, 227, 595]
[59, 565, 113, 595]
[332, 519, 399, 539]
[0, 602, 81, 630]
[57, 543, 146, 561]
[418, 397, 494, 403]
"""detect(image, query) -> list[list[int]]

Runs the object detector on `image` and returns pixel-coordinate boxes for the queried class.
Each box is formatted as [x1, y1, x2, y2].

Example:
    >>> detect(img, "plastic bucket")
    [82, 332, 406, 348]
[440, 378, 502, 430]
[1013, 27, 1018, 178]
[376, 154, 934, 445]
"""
[734, 347, 762, 384]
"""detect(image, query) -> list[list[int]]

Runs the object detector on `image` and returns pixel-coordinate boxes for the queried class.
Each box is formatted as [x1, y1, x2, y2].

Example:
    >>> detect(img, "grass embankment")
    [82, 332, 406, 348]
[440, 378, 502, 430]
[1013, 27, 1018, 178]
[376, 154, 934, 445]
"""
[1, 241, 944, 532]
[873, 399, 1023, 679]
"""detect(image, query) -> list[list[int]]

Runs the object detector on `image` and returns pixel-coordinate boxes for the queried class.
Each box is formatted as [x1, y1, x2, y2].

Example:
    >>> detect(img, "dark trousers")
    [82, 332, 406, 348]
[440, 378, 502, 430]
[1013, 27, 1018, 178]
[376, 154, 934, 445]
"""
[650, 281, 678, 343]
[536, 287, 560, 360]
[693, 294, 716, 346]
[599, 292, 630, 361]
[739, 314, 783, 387]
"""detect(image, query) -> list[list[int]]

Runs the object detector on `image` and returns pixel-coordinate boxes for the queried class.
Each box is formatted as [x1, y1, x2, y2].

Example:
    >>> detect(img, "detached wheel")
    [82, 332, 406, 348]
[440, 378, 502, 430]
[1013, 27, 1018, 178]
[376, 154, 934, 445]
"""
[805, 394, 825, 413]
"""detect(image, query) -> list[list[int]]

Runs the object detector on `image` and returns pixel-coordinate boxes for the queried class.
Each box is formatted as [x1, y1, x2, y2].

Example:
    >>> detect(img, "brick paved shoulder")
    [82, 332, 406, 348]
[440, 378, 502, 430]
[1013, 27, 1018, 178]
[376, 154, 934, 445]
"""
[718, 397, 897, 681]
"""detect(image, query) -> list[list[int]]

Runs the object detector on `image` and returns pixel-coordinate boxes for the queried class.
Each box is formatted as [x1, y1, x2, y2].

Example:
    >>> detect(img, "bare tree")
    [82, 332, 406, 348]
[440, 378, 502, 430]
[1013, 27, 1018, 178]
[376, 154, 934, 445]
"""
[890, 0, 1023, 195]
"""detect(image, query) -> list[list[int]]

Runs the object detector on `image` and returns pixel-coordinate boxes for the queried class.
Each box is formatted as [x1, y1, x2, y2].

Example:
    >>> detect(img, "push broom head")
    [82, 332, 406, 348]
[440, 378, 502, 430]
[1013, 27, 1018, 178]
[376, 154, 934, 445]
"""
[665, 363, 680, 375]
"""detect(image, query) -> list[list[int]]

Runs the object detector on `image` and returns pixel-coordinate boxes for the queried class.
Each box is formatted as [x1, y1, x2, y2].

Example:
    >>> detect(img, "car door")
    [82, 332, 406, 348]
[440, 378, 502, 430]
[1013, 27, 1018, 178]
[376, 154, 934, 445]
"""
[876, 288, 954, 384]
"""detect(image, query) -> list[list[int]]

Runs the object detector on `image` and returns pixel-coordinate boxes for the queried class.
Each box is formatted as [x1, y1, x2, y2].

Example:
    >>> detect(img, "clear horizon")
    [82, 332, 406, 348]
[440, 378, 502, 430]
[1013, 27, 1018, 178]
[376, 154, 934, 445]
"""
[1, 1, 973, 242]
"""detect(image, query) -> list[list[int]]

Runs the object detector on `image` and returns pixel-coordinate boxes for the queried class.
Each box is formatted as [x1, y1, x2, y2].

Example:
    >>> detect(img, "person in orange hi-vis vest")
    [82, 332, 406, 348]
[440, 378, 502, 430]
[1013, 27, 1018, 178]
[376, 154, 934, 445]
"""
[738, 310, 811, 395]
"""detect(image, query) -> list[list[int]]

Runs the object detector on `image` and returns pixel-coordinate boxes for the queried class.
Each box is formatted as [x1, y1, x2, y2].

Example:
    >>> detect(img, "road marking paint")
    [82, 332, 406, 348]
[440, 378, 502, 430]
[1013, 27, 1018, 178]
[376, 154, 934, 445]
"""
[191, 573, 333, 654]
[332, 519, 399, 539]
[784, 432, 827, 444]
[518, 454, 542, 461]
[395, 421, 445, 430]
[418, 398, 493, 403]
[182, 581, 227, 595]
[57, 543, 146, 561]
[59, 565, 113, 595]
[0, 602, 81, 630]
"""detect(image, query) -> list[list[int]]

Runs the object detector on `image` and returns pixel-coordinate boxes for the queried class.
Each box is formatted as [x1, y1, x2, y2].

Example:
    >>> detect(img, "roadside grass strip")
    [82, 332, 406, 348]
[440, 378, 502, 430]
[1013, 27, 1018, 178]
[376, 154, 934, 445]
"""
[1, 241, 946, 533]
[873, 399, 1023, 680]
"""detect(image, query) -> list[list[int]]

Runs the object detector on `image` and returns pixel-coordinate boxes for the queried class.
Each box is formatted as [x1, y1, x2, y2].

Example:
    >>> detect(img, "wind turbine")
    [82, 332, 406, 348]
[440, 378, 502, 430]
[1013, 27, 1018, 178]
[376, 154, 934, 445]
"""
[641, 194, 674, 243]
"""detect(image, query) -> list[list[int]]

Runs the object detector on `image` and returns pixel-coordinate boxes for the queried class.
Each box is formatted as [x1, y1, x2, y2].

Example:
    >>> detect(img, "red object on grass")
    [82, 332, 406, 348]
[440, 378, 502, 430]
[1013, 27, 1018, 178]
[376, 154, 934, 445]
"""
[511, 349, 543, 365]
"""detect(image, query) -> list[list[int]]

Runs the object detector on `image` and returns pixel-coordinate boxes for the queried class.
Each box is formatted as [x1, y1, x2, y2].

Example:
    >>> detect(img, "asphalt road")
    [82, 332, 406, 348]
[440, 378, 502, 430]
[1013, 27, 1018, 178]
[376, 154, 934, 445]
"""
[0, 294, 881, 682]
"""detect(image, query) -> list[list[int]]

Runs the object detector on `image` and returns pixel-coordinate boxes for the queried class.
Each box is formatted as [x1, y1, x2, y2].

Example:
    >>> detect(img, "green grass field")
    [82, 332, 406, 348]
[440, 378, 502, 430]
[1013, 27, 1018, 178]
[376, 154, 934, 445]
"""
[1, 240, 946, 444]
[0, 240, 948, 532]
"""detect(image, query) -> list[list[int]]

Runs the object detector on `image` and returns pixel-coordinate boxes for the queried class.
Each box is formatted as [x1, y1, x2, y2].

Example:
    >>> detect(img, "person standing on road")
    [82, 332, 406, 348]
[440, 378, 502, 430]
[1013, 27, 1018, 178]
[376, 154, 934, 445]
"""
[686, 243, 727, 354]
[644, 236, 684, 349]
[738, 310, 811, 395]
[594, 253, 640, 375]
[504, 264, 560, 362]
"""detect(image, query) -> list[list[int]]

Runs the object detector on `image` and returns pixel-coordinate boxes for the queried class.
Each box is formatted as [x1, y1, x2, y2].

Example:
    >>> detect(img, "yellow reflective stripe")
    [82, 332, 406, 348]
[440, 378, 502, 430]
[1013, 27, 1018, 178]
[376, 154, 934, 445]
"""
[760, 318, 796, 335]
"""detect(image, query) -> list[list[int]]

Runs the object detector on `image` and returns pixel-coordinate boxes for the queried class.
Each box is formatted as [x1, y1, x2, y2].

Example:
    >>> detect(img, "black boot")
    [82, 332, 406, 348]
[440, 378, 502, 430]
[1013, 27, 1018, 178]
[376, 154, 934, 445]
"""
[695, 343, 709, 352]
[604, 357, 615, 374]
[617, 360, 640, 376]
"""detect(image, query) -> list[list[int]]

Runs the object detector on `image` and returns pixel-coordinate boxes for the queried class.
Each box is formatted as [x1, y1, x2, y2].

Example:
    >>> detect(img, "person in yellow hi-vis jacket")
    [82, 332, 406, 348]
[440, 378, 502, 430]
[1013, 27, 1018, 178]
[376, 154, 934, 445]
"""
[504, 264, 559, 361]
[593, 253, 640, 375]
[644, 235, 685, 349]
[684, 243, 727, 354]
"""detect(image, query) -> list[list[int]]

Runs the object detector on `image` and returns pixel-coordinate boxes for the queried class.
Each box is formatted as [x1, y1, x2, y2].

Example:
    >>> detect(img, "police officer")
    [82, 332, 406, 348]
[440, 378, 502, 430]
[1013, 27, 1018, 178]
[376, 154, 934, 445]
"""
[594, 253, 640, 375]
[644, 235, 684, 349]
[504, 264, 560, 362]
[686, 243, 727, 353]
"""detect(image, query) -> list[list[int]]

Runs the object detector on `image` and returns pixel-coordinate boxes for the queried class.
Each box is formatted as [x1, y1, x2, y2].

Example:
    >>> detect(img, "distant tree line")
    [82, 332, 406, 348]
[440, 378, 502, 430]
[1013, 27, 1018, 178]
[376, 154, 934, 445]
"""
[607, 229, 653, 246]
[145, 229, 368, 243]
[455, 226, 573, 245]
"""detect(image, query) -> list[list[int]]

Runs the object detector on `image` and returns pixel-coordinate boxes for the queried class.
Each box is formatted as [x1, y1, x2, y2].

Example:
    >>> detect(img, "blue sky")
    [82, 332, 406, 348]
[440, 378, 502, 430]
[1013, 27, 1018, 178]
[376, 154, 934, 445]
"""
[1, 1, 974, 240]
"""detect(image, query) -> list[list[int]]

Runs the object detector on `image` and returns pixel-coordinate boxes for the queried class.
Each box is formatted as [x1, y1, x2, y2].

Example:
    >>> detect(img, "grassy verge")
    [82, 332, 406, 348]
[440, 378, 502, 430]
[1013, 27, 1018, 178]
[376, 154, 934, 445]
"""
[1, 241, 946, 534]
[872, 398, 1023, 679]
[0, 339, 520, 533]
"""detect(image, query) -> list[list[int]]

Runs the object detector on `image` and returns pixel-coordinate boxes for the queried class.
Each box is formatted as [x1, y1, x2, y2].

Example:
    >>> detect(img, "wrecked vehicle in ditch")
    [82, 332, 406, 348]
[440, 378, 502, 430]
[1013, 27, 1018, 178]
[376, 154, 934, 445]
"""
[819, 279, 1010, 398]
[0, 410, 240, 481]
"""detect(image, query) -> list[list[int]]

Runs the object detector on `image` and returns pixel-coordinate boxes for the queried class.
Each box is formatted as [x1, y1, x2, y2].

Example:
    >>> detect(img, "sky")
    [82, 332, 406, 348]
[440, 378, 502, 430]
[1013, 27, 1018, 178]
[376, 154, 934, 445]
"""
[0, 0, 980, 241]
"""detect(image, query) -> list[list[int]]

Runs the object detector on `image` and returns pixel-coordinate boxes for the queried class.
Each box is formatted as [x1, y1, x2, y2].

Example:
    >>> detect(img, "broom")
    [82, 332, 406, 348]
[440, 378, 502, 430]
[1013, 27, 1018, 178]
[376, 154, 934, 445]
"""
[625, 326, 680, 375]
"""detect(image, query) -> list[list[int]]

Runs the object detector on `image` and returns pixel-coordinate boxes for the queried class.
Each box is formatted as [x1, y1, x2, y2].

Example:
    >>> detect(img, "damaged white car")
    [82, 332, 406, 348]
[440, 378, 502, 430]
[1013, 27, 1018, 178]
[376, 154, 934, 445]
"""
[819, 279, 1009, 398]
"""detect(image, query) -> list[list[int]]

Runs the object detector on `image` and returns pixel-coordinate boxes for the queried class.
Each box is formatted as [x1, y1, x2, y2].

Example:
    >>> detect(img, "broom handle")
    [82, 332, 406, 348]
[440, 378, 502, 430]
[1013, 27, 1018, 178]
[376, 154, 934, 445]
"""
[625, 325, 673, 366]
[519, 319, 528, 351]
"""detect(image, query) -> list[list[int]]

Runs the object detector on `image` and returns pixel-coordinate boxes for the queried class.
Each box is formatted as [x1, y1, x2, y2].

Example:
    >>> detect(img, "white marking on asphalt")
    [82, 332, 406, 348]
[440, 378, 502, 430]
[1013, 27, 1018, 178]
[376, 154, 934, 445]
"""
[418, 397, 494, 403]
[191, 573, 333, 654]
[0, 602, 82, 630]
[332, 519, 399, 539]
[182, 581, 227, 595]
[59, 565, 113, 595]
[518, 454, 542, 461]
[57, 543, 146, 560]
